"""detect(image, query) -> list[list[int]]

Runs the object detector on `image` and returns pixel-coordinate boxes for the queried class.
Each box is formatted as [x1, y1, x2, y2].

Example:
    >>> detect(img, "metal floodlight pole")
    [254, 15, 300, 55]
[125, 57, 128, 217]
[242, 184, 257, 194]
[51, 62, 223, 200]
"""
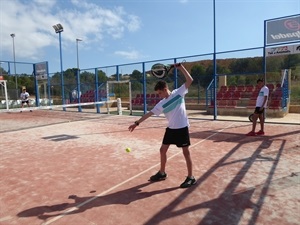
[10, 33, 18, 94]
[76, 38, 82, 69]
[76, 38, 82, 112]
[52, 23, 65, 110]
[213, 0, 217, 120]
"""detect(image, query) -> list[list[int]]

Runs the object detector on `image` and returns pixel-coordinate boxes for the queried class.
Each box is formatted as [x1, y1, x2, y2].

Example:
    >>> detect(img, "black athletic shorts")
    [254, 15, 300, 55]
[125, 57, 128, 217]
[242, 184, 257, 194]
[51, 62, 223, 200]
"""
[162, 126, 190, 147]
[21, 100, 29, 104]
[254, 107, 264, 114]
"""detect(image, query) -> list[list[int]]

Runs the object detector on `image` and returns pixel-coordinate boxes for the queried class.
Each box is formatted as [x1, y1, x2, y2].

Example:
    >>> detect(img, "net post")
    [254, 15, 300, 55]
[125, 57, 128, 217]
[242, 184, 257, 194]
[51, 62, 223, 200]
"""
[117, 98, 122, 115]
[106, 101, 110, 114]
[0, 80, 9, 110]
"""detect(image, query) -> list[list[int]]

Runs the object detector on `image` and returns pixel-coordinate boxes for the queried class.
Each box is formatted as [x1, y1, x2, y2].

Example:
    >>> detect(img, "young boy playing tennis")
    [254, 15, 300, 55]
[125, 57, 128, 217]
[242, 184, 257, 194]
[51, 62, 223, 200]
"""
[20, 88, 32, 112]
[246, 78, 269, 136]
[128, 64, 196, 188]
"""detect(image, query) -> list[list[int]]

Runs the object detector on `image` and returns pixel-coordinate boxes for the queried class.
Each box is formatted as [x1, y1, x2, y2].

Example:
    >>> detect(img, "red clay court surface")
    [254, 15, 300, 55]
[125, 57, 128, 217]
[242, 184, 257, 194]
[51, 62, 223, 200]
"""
[0, 110, 299, 225]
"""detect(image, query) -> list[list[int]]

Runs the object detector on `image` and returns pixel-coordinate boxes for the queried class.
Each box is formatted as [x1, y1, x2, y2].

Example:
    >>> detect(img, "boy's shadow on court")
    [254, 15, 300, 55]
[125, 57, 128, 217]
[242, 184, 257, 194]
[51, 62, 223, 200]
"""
[17, 182, 178, 220]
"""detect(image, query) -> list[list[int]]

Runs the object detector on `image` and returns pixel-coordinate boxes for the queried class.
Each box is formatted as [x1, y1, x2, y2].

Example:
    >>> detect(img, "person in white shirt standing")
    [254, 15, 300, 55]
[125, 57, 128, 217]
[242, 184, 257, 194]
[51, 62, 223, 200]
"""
[128, 64, 196, 188]
[20, 88, 32, 112]
[246, 78, 269, 136]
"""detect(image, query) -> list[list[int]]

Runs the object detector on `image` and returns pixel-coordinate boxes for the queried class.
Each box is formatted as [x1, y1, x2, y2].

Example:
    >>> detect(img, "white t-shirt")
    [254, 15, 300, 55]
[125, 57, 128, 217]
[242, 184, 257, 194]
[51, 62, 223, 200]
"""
[20, 92, 30, 100]
[256, 86, 269, 108]
[151, 84, 189, 129]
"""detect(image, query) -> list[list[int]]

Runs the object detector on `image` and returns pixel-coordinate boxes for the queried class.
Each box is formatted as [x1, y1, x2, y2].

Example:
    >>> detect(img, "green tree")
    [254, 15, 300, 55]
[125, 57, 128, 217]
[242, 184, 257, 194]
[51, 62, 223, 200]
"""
[205, 64, 230, 87]
[229, 58, 250, 74]
[282, 54, 300, 69]
[130, 69, 143, 92]
[130, 69, 143, 82]
[97, 70, 108, 83]
[190, 64, 206, 81]
[18, 75, 34, 93]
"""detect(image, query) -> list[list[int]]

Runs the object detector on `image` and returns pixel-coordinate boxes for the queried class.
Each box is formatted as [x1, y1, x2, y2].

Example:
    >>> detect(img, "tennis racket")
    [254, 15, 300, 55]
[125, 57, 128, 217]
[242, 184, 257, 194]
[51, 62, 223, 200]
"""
[150, 63, 182, 79]
[248, 113, 254, 122]
[248, 113, 265, 122]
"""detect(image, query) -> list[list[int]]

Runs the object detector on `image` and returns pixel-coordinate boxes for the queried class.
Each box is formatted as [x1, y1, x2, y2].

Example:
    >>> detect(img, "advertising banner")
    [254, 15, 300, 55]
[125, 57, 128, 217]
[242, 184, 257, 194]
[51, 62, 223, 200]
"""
[266, 15, 300, 45]
[265, 43, 300, 57]
[34, 62, 48, 80]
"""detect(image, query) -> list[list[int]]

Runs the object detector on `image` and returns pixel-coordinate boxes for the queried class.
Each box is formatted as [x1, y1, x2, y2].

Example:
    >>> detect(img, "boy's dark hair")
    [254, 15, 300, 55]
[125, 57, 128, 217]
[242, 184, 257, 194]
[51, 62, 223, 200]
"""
[257, 78, 264, 83]
[154, 80, 167, 91]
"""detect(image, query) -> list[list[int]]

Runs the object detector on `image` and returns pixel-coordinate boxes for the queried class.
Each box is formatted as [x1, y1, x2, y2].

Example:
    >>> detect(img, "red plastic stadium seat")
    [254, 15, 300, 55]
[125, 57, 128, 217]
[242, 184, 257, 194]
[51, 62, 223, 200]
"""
[222, 91, 232, 100]
[231, 91, 241, 100]
[217, 92, 223, 100]
[266, 83, 274, 92]
[138, 98, 144, 105]
[227, 100, 237, 108]
[150, 93, 156, 99]
[237, 85, 245, 92]
[245, 85, 254, 92]
[271, 90, 282, 100]
[220, 86, 227, 93]
[275, 87, 282, 92]
[149, 99, 157, 106]
[250, 91, 259, 100]
[132, 98, 141, 105]
[269, 100, 281, 109]
[228, 86, 236, 92]
[254, 85, 261, 92]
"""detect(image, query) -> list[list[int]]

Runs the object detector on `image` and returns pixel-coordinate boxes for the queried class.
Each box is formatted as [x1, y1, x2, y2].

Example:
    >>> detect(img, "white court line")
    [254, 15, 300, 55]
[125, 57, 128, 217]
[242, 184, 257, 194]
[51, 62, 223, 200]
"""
[42, 122, 236, 225]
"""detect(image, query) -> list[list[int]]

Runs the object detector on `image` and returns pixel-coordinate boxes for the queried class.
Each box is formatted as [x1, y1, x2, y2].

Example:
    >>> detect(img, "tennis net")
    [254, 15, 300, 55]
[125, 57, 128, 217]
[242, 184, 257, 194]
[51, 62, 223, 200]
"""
[0, 99, 124, 114]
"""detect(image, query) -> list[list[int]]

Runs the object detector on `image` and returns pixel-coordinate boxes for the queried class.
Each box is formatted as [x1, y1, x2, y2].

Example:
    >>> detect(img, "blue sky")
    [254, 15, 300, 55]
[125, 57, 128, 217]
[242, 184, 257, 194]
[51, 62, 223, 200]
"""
[0, 0, 299, 74]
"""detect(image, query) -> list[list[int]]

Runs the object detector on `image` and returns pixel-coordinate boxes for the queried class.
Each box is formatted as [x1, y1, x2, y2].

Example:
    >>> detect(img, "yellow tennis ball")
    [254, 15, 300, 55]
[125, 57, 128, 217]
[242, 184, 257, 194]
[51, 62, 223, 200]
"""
[125, 147, 131, 153]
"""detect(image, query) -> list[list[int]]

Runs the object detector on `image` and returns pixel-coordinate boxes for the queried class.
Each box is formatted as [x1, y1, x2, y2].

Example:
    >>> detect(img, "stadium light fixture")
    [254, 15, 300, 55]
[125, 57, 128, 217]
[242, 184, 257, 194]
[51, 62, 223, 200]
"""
[52, 23, 63, 33]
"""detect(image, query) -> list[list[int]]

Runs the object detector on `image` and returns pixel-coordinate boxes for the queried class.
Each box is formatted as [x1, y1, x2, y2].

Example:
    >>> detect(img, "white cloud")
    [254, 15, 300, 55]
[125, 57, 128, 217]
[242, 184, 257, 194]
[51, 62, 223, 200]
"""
[0, 0, 141, 61]
[127, 15, 141, 32]
[32, 0, 57, 8]
[114, 50, 143, 60]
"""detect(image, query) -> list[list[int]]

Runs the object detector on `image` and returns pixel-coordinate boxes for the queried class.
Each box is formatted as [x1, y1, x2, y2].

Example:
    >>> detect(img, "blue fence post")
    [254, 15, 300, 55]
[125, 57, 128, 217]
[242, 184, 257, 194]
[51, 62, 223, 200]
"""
[95, 68, 100, 113]
[142, 62, 147, 114]
[116, 65, 120, 81]
[33, 64, 40, 107]
[46, 62, 51, 107]
[174, 58, 178, 89]
[213, 0, 217, 120]
[76, 68, 82, 112]
[282, 69, 289, 109]
[58, 31, 65, 111]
